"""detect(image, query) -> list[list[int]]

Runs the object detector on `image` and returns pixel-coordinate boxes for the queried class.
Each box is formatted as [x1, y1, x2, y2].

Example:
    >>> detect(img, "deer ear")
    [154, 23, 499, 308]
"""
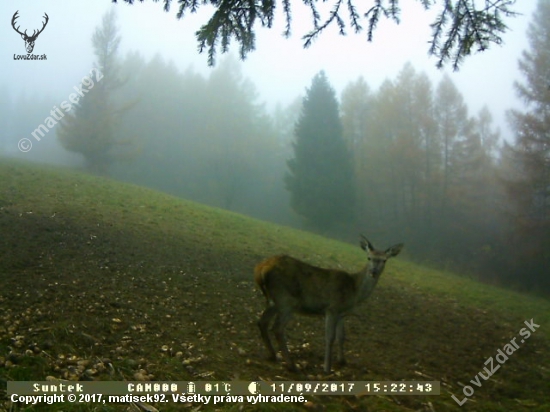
[386, 243, 404, 257]
[360, 235, 374, 252]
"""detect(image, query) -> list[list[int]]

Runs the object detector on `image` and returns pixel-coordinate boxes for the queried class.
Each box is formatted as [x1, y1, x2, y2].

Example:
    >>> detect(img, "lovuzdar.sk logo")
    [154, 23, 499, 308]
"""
[11, 10, 49, 60]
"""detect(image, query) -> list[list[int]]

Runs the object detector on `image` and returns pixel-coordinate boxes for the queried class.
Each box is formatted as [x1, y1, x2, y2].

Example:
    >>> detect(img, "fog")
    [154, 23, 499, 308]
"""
[2, 4, 550, 407]
[1, 1, 536, 141]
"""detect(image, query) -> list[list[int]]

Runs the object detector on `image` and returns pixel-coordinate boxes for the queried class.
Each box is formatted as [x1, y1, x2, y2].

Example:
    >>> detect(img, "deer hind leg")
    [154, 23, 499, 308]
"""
[258, 306, 277, 361]
[272, 309, 296, 371]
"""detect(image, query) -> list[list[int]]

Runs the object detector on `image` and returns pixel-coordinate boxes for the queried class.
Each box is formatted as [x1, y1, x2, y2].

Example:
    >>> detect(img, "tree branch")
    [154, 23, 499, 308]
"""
[113, 0, 518, 68]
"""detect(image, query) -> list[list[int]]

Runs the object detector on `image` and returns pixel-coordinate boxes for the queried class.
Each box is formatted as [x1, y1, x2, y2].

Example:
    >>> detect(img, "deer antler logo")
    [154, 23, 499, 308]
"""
[11, 11, 49, 54]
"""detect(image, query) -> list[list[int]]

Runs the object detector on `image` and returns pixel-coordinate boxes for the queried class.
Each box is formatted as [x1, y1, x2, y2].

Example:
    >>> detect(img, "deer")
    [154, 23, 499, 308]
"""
[254, 236, 403, 373]
[11, 11, 49, 54]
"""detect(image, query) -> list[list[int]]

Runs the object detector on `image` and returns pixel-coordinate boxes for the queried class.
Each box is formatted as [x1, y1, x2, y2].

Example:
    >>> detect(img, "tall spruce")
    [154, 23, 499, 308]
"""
[285, 71, 355, 231]
[506, 0, 550, 292]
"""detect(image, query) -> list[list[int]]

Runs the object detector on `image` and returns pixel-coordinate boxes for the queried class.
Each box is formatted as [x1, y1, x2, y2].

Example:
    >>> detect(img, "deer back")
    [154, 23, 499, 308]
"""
[255, 255, 362, 314]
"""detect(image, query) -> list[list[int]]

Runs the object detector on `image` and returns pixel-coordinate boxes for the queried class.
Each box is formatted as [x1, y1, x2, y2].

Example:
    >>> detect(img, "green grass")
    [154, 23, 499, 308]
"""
[399, 263, 549, 335]
[0, 158, 549, 412]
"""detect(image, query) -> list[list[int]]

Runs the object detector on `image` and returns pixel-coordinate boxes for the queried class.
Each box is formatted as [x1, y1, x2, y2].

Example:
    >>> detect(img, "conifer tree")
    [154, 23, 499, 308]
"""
[506, 0, 550, 291]
[285, 71, 355, 231]
[58, 9, 131, 175]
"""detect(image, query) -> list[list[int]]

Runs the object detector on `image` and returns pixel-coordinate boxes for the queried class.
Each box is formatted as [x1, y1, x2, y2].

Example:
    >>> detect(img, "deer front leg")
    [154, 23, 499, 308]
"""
[324, 312, 339, 373]
[335, 318, 346, 366]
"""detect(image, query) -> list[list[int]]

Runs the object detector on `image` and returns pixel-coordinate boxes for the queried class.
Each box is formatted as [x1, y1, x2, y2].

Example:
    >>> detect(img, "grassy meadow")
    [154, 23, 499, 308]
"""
[0, 159, 548, 411]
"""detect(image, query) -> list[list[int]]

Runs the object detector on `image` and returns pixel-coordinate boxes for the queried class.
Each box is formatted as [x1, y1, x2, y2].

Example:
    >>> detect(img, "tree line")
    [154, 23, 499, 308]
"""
[286, 1, 549, 294]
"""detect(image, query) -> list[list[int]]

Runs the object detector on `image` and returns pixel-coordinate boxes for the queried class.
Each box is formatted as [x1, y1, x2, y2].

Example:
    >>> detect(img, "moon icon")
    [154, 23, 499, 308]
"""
[248, 381, 260, 394]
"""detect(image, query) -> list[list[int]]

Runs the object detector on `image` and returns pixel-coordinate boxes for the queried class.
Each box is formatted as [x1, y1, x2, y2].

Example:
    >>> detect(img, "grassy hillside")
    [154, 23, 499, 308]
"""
[0, 159, 549, 412]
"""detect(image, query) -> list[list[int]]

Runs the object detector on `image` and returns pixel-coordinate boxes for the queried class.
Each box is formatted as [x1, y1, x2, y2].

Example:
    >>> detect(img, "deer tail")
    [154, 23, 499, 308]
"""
[254, 258, 277, 303]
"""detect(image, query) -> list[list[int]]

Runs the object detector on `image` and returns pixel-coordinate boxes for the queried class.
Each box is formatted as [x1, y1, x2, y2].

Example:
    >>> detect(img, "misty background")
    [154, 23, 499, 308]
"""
[1, 0, 548, 294]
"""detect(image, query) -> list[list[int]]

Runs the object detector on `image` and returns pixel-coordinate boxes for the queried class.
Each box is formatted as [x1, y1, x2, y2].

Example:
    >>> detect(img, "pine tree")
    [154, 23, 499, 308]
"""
[57, 9, 131, 175]
[341, 77, 373, 230]
[505, 0, 550, 292]
[434, 74, 471, 207]
[285, 71, 355, 231]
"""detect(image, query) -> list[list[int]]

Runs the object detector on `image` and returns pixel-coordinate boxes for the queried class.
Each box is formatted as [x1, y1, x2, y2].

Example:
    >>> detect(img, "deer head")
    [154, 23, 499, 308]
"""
[12, 11, 49, 54]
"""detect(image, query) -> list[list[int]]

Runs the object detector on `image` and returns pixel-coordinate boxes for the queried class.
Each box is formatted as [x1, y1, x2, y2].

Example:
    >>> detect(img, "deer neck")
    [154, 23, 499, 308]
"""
[354, 264, 379, 302]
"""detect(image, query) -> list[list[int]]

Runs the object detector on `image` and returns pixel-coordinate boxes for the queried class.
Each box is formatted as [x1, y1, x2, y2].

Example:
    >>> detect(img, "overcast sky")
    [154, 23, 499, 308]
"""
[1, 1, 538, 142]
